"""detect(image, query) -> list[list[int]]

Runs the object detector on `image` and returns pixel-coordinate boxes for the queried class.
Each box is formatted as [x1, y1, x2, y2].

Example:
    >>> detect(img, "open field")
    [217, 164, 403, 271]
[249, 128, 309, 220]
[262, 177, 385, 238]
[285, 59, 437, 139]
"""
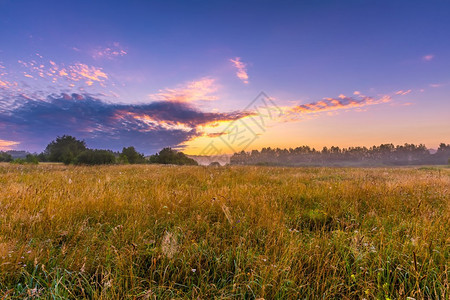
[0, 164, 448, 299]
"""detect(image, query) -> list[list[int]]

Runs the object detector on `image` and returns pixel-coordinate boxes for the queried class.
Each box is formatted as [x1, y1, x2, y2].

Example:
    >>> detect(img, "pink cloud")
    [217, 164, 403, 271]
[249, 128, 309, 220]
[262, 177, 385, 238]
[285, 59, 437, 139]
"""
[229, 57, 249, 84]
[429, 83, 444, 88]
[390, 102, 413, 107]
[0, 139, 19, 150]
[149, 77, 218, 103]
[0, 79, 10, 87]
[423, 54, 434, 61]
[70, 63, 108, 83]
[283, 94, 392, 121]
[394, 89, 412, 96]
[92, 42, 127, 60]
[17, 58, 108, 86]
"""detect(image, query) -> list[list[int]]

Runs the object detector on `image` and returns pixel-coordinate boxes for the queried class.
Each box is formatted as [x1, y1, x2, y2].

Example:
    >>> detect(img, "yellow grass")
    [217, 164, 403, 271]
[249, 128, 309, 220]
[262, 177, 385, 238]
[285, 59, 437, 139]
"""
[0, 163, 449, 298]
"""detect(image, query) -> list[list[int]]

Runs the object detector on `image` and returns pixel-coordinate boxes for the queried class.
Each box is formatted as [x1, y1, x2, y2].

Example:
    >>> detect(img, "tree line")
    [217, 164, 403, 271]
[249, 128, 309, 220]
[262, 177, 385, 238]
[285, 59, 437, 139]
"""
[0, 135, 197, 166]
[230, 143, 450, 166]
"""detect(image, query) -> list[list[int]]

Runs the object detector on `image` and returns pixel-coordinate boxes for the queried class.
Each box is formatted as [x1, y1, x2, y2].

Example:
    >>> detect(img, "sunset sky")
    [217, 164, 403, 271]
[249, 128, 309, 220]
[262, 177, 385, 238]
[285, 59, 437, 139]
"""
[1, 0, 449, 155]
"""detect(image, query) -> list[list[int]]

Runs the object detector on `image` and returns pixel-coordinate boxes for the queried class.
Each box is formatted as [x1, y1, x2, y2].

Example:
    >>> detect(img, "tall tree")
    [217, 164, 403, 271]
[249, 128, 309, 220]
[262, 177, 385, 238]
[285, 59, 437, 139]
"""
[120, 146, 145, 164]
[44, 135, 87, 164]
[149, 148, 198, 165]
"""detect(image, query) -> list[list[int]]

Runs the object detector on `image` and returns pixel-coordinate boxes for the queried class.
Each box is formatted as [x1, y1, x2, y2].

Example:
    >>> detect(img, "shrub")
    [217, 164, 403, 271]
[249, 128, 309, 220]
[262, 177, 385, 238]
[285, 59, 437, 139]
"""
[149, 148, 198, 165]
[120, 146, 145, 164]
[74, 149, 116, 165]
[0, 151, 13, 162]
[10, 158, 26, 164]
[25, 154, 39, 164]
[9, 156, 39, 165]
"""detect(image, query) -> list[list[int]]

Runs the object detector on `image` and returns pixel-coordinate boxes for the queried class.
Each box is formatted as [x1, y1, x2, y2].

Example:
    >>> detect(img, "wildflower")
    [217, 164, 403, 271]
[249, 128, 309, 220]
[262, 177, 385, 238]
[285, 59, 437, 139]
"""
[28, 287, 41, 298]
[191, 268, 196, 273]
[351, 274, 356, 281]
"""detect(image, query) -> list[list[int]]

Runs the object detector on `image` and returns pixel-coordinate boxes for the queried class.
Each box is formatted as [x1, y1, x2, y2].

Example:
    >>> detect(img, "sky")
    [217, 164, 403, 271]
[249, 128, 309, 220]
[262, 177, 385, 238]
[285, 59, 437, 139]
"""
[0, 0, 449, 155]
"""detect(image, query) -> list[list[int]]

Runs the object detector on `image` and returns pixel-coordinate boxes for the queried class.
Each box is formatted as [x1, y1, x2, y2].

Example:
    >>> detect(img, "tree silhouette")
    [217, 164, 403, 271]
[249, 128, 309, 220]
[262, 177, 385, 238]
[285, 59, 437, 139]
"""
[44, 135, 87, 164]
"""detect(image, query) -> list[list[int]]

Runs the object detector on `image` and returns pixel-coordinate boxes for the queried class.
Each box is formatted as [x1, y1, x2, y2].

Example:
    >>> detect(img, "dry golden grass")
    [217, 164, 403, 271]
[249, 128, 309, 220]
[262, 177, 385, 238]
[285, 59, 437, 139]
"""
[0, 163, 448, 299]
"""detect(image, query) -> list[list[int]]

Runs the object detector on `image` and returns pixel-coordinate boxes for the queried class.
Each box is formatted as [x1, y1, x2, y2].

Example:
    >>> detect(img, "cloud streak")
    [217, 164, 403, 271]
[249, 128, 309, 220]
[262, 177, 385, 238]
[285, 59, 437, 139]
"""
[149, 77, 218, 103]
[0, 139, 20, 150]
[283, 94, 392, 120]
[230, 57, 249, 84]
[395, 89, 411, 96]
[423, 54, 434, 61]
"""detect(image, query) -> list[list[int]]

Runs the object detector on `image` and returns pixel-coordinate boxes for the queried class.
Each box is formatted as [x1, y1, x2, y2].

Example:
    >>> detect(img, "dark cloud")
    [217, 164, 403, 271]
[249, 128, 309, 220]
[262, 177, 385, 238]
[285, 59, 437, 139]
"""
[0, 93, 251, 154]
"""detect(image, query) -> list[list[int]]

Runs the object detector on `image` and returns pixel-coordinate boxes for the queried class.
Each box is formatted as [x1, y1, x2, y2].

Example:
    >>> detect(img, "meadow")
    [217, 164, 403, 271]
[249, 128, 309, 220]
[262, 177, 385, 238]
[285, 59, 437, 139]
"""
[0, 163, 448, 299]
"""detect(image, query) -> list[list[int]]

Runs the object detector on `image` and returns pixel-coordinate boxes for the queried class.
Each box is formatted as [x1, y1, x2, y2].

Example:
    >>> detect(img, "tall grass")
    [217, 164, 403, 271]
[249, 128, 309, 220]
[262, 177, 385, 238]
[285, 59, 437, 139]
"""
[0, 164, 448, 298]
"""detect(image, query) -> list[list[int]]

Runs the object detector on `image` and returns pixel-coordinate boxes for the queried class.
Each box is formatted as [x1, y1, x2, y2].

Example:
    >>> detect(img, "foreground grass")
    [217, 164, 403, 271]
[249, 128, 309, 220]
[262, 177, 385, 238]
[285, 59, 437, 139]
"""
[0, 164, 448, 299]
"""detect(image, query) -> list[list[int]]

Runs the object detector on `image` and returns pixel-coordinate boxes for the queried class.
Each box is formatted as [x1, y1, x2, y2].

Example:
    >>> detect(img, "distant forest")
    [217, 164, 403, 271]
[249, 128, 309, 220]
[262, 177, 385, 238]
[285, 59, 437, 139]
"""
[230, 143, 450, 166]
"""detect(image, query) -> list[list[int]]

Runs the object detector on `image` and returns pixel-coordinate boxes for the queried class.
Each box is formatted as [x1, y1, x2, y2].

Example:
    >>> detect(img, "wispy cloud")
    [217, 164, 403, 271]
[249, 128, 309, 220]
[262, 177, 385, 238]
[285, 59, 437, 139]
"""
[17, 59, 108, 85]
[423, 54, 434, 61]
[0, 139, 19, 150]
[283, 94, 392, 121]
[0, 79, 13, 88]
[0, 57, 113, 100]
[149, 77, 218, 103]
[230, 57, 249, 84]
[395, 89, 412, 96]
[92, 42, 127, 60]
[0, 93, 251, 153]
[390, 102, 413, 107]
[429, 83, 444, 88]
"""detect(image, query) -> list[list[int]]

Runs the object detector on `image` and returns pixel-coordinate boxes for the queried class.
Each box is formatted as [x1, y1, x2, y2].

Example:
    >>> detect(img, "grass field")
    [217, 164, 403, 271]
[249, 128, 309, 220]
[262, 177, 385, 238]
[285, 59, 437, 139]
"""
[0, 164, 448, 299]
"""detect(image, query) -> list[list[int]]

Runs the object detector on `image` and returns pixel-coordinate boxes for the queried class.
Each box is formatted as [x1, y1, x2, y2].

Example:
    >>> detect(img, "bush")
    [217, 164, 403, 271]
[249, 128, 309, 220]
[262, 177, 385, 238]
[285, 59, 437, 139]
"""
[149, 148, 198, 165]
[75, 149, 116, 165]
[120, 146, 145, 164]
[9, 155, 39, 165]
[10, 158, 26, 164]
[25, 154, 39, 164]
[0, 151, 13, 162]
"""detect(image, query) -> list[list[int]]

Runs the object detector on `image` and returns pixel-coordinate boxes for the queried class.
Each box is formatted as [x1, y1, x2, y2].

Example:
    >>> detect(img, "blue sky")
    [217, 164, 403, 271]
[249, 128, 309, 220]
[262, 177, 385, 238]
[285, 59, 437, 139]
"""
[0, 0, 449, 154]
